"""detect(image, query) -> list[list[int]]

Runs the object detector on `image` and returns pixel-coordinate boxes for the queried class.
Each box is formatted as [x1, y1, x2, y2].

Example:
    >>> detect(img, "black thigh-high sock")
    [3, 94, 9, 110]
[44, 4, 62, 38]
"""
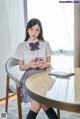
[45, 108, 58, 119]
[26, 110, 38, 119]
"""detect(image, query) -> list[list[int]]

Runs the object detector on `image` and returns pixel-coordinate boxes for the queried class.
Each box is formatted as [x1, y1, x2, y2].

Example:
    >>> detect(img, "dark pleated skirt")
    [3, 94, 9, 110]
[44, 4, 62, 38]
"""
[20, 68, 46, 103]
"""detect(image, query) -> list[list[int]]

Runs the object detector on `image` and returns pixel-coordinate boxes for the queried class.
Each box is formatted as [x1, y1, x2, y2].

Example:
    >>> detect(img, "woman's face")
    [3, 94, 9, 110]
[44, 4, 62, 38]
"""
[27, 24, 40, 41]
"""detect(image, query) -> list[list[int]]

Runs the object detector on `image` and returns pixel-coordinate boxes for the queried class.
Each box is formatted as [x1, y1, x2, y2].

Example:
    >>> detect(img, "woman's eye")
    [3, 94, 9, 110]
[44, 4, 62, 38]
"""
[30, 28, 40, 32]
[36, 29, 40, 31]
[30, 28, 33, 30]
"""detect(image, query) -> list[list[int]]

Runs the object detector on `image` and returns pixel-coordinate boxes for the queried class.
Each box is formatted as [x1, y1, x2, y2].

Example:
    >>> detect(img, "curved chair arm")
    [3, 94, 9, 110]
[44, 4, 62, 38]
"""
[5, 57, 21, 87]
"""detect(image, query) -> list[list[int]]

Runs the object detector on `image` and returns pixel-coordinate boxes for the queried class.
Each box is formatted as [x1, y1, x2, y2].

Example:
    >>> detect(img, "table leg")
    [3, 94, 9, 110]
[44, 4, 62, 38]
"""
[57, 109, 60, 119]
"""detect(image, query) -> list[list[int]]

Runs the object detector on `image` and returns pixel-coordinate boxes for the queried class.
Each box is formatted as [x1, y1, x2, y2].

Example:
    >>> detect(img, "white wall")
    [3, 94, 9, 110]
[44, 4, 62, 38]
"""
[0, 0, 25, 99]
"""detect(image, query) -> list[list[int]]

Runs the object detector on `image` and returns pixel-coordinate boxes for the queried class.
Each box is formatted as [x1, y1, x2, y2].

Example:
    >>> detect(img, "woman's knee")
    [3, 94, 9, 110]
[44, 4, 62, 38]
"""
[31, 100, 42, 112]
[42, 104, 49, 111]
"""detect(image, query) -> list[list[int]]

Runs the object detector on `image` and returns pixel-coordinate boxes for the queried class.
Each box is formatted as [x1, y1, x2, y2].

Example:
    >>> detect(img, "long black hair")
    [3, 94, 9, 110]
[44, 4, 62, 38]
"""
[24, 18, 44, 41]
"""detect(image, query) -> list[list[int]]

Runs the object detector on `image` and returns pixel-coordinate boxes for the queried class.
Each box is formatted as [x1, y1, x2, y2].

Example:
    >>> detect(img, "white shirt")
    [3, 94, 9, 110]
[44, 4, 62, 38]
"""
[13, 39, 53, 64]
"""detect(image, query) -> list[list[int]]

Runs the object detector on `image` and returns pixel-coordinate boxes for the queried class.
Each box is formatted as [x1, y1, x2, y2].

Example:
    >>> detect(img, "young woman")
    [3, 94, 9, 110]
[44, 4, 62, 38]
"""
[14, 18, 58, 119]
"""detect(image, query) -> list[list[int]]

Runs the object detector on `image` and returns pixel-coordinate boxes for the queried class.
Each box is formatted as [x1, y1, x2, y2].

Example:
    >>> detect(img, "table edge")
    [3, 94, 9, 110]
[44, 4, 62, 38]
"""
[26, 87, 80, 113]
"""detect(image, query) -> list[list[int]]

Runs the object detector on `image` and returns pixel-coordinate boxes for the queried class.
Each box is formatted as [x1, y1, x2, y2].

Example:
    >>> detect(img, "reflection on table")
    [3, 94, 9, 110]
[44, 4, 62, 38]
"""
[25, 68, 80, 113]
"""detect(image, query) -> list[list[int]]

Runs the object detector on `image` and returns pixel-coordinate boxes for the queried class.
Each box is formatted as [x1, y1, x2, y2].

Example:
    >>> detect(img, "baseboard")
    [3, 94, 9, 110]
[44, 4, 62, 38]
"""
[0, 94, 16, 102]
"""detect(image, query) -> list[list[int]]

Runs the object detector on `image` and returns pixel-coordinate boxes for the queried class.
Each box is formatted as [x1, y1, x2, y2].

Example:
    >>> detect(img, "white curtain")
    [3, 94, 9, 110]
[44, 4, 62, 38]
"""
[0, 0, 25, 99]
[27, 0, 74, 51]
[27, 0, 74, 68]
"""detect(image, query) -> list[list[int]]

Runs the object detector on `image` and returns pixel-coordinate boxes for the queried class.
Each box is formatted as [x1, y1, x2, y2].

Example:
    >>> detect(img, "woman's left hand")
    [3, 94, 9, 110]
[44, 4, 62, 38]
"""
[36, 60, 47, 69]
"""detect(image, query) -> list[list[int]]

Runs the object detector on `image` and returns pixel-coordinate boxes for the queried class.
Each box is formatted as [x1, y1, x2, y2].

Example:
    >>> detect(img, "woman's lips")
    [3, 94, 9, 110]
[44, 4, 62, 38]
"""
[32, 35, 36, 37]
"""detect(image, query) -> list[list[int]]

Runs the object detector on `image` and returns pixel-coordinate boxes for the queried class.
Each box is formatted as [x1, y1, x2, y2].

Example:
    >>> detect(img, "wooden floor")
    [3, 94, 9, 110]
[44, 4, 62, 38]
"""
[0, 94, 17, 105]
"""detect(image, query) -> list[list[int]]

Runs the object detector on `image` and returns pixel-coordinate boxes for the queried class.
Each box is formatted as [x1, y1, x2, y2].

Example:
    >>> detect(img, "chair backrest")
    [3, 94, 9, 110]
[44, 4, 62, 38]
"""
[5, 57, 21, 87]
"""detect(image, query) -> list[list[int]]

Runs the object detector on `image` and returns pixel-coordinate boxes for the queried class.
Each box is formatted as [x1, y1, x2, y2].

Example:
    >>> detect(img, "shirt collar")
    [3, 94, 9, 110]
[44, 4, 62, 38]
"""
[28, 38, 39, 43]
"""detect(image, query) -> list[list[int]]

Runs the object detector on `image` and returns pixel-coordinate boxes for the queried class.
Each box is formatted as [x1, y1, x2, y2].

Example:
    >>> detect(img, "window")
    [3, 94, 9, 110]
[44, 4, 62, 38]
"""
[27, 0, 74, 68]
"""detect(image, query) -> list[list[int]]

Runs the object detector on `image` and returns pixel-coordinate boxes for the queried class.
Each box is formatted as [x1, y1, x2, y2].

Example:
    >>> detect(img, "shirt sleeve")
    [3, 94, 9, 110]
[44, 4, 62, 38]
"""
[46, 41, 53, 57]
[13, 43, 24, 60]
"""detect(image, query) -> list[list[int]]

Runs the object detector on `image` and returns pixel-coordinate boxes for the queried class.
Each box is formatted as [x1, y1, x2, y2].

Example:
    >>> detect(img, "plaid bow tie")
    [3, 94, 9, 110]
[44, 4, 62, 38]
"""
[29, 41, 39, 51]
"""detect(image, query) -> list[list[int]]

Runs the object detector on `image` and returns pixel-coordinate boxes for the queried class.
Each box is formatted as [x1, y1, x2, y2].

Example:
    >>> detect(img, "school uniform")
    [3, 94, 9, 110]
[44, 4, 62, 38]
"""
[13, 38, 53, 103]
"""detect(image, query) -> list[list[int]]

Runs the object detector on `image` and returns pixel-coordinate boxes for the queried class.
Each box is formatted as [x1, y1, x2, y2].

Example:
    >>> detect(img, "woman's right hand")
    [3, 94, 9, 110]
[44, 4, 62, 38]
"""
[29, 60, 38, 69]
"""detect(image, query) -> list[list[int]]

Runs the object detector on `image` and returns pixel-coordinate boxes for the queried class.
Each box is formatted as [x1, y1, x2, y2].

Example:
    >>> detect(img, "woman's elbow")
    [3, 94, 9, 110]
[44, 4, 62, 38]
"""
[19, 66, 24, 71]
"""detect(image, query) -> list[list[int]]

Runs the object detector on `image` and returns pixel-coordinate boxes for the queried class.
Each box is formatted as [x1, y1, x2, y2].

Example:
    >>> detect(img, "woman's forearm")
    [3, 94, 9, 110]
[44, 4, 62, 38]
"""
[46, 62, 51, 68]
[19, 63, 31, 71]
[46, 56, 51, 68]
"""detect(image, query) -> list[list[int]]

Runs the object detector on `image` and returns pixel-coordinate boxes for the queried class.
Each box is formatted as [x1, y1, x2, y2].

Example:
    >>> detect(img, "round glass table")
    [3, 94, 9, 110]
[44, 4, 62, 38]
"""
[25, 68, 80, 118]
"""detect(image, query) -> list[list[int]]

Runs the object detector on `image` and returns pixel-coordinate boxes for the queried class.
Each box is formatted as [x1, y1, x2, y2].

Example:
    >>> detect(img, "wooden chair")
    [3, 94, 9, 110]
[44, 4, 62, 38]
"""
[5, 57, 22, 119]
